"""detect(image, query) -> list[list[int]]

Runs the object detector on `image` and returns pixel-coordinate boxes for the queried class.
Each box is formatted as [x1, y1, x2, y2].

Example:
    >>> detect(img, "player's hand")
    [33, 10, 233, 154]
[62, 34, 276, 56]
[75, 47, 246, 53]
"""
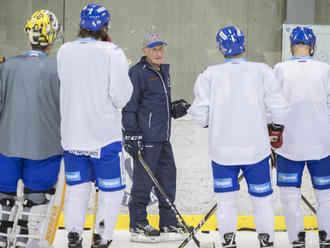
[268, 123, 284, 149]
[123, 133, 144, 160]
[171, 99, 190, 119]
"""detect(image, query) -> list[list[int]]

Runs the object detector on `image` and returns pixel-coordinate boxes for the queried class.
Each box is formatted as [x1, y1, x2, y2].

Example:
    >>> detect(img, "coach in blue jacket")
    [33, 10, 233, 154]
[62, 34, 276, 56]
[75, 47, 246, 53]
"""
[122, 32, 190, 243]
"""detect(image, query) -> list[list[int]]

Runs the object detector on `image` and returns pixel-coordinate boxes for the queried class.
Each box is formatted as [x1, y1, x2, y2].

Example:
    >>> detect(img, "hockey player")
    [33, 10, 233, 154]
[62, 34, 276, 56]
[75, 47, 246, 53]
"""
[188, 26, 289, 248]
[122, 31, 190, 243]
[57, 4, 133, 248]
[274, 26, 330, 248]
[0, 10, 64, 247]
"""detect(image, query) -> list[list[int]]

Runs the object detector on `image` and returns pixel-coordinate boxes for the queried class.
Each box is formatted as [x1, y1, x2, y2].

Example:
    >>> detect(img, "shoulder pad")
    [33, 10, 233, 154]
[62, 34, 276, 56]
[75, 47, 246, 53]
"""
[0, 57, 5, 63]
[201, 67, 207, 74]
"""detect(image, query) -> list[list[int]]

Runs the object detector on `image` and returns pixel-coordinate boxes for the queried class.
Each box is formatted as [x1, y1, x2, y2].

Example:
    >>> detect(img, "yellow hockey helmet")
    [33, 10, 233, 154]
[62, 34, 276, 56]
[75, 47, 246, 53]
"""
[24, 10, 61, 46]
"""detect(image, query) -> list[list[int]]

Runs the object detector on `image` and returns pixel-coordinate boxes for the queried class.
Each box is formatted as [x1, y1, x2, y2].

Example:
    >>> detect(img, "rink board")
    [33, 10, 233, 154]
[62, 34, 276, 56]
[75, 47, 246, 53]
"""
[57, 214, 318, 231]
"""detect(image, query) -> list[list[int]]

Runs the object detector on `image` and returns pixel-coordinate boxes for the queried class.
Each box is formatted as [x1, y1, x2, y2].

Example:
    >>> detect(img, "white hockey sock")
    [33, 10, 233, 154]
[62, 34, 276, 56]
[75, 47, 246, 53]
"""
[215, 191, 238, 243]
[250, 195, 274, 242]
[64, 183, 91, 238]
[280, 187, 304, 243]
[97, 190, 124, 241]
[315, 189, 330, 237]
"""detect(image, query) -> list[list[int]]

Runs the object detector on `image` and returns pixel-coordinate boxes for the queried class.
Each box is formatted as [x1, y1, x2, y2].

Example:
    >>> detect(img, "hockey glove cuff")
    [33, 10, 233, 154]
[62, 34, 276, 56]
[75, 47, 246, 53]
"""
[268, 123, 285, 149]
[123, 133, 144, 160]
[171, 99, 190, 119]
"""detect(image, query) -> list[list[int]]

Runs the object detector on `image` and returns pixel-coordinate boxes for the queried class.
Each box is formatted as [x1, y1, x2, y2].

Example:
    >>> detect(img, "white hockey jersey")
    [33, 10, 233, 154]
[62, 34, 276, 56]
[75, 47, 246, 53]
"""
[57, 38, 133, 150]
[188, 59, 289, 165]
[274, 57, 330, 161]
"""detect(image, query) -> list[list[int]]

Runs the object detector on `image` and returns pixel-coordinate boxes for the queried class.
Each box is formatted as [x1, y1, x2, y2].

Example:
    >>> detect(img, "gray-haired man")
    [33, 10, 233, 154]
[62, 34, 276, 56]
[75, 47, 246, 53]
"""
[122, 31, 190, 243]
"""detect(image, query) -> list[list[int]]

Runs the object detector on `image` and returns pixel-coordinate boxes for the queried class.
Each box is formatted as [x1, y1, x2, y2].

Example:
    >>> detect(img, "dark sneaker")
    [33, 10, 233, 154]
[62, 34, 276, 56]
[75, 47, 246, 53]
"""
[130, 223, 160, 243]
[292, 232, 306, 247]
[319, 231, 330, 248]
[91, 233, 112, 248]
[160, 222, 193, 241]
[258, 233, 274, 248]
[222, 232, 236, 248]
[68, 232, 82, 248]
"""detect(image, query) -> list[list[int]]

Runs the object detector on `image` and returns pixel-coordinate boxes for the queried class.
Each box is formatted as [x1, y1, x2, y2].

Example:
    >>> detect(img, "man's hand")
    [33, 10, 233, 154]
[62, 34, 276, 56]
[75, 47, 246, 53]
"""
[171, 99, 190, 119]
[123, 133, 144, 160]
[268, 123, 285, 149]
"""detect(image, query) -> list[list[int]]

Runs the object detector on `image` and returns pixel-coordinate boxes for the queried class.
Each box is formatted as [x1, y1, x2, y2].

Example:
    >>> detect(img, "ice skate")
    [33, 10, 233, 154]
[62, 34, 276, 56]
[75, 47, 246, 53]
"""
[130, 223, 160, 243]
[258, 233, 274, 248]
[68, 232, 82, 248]
[160, 222, 193, 241]
[222, 232, 236, 248]
[291, 232, 305, 248]
[319, 231, 330, 248]
[91, 233, 112, 248]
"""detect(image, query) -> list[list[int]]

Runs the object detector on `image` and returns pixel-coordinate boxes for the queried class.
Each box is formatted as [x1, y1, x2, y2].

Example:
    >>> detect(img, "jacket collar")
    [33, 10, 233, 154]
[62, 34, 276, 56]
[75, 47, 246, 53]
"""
[140, 56, 169, 72]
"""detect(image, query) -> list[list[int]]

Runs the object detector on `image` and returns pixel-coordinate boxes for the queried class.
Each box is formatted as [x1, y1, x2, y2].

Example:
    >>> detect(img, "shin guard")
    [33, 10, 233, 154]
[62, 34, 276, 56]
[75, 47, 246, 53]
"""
[10, 160, 66, 248]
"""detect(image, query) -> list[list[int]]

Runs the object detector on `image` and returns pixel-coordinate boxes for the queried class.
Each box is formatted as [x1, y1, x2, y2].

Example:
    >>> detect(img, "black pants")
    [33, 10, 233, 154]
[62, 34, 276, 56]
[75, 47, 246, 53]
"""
[129, 141, 177, 229]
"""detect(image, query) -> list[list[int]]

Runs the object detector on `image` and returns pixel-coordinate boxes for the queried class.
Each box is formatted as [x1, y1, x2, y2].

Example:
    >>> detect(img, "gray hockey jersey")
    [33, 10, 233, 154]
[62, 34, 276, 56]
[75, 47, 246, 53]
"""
[0, 52, 62, 160]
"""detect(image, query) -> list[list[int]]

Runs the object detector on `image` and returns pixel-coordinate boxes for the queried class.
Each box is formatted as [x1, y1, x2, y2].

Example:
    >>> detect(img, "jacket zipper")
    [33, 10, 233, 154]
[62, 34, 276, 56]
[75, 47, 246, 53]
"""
[148, 66, 170, 140]
[148, 112, 152, 127]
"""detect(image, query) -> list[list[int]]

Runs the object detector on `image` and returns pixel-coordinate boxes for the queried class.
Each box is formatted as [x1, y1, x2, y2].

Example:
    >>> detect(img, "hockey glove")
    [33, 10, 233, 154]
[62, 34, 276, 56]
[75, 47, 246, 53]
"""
[171, 99, 190, 119]
[123, 133, 144, 160]
[268, 123, 285, 149]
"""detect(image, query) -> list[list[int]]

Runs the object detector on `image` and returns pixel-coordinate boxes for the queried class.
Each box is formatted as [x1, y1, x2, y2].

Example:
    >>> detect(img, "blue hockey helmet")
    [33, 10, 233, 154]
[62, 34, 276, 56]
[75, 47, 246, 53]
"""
[80, 4, 110, 32]
[216, 26, 245, 57]
[290, 26, 315, 46]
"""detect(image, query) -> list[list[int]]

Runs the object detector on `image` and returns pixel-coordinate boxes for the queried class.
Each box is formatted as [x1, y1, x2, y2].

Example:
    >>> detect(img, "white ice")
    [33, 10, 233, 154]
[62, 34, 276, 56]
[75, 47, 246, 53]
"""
[54, 230, 320, 248]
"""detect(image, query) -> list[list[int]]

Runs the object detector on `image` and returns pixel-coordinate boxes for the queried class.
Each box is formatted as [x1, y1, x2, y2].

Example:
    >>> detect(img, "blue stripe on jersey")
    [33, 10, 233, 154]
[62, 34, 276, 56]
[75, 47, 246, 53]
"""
[65, 171, 81, 182]
[313, 176, 330, 186]
[278, 172, 299, 183]
[214, 178, 233, 188]
[248, 182, 272, 194]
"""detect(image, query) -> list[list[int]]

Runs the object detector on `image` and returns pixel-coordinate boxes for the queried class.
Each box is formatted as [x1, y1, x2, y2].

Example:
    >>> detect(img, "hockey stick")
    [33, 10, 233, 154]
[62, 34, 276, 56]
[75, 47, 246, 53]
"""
[178, 173, 245, 248]
[270, 151, 317, 215]
[301, 194, 316, 214]
[90, 188, 99, 246]
[137, 152, 200, 247]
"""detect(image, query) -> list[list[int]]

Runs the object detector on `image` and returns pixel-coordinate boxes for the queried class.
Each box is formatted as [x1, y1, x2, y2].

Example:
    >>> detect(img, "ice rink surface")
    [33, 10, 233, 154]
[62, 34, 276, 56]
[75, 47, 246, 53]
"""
[84, 116, 317, 216]
[54, 230, 320, 248]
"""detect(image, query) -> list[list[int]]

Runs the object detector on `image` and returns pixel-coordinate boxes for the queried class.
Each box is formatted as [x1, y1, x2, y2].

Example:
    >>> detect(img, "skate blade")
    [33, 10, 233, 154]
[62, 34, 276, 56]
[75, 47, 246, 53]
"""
[160, 232, 189, 241]
[129, 233, 160, 243]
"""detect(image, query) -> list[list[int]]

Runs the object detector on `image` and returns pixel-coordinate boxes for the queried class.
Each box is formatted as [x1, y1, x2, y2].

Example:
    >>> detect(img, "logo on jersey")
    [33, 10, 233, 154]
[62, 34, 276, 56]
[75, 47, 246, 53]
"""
[65, 171, 81, 182]
[149, 77, 158, 82]
[214, 178, 233, 189]
[249, 182, 272, 194]
[313, 176, 330, 186]
[98, 177, 122, 189]
[278, 173, 298, 183]
[68, 149, 101, 158]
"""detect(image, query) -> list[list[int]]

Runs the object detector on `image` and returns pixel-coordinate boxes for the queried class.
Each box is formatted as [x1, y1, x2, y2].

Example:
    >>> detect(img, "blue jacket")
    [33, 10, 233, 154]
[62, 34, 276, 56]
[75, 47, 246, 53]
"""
[122, 56, 172, 142]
